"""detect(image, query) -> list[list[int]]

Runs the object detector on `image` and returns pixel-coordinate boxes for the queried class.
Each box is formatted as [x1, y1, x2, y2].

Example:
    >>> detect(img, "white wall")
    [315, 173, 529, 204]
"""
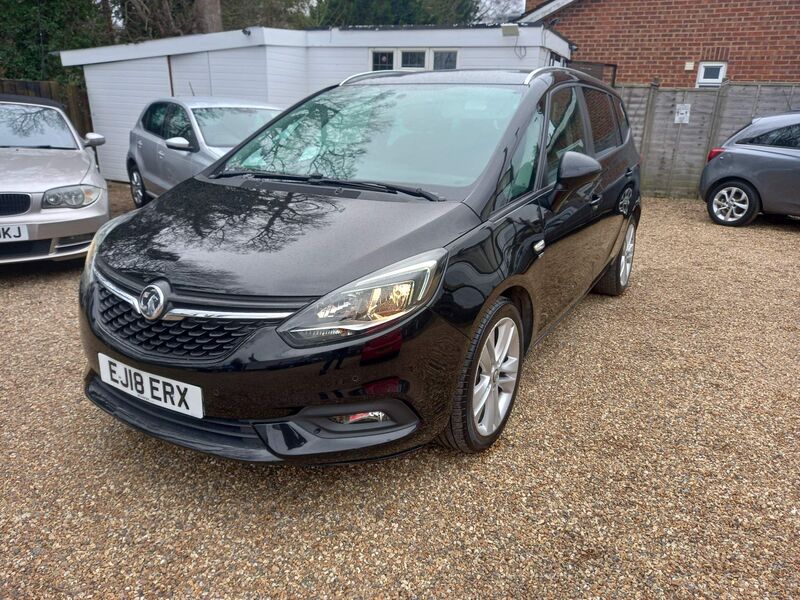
[171, 52, 212, 96]
[83, 57, 171, 181]
[266, 46, 307, 107]
[207, 47, 268, 101]
[458, 46, 550, 70]
[306, 47, 367, 94]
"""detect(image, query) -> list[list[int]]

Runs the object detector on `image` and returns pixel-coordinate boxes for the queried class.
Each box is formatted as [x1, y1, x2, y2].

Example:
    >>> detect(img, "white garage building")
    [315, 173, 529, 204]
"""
[60, 25, 571, 181]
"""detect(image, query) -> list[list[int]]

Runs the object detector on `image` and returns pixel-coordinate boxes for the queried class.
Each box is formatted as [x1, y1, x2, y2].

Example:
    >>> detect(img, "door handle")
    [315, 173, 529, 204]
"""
[589, 193, 602, 206]
[137, 140, 143, 148]
[625, 167, 634, 178]
[157, 150, 165, 158]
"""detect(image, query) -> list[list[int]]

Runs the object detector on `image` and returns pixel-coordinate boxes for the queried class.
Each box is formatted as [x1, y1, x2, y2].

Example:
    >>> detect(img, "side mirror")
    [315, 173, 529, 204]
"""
[166, 136, 192, 151]
[84, 132, 105, 147]
[556, 151, 602, 190]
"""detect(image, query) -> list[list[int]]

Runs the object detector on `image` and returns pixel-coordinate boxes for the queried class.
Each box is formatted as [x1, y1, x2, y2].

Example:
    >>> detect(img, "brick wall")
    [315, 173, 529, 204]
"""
[526, 0, 800, 86]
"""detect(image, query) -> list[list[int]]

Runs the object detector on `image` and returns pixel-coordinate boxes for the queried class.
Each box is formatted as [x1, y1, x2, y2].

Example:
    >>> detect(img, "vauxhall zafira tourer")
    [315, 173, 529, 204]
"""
[80, 68, 641, 464]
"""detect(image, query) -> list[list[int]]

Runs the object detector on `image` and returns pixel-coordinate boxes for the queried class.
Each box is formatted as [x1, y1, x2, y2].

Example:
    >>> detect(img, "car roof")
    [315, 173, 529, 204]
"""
[150, 96, 282, 111]
[0, 93, 66, 111]
[341, 67, 617, 95]
[750, 112, 800, 127]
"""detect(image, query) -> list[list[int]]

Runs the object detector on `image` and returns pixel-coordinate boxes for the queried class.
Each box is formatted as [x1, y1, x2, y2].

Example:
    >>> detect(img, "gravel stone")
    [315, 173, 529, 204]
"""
[1, 184, 798, 597]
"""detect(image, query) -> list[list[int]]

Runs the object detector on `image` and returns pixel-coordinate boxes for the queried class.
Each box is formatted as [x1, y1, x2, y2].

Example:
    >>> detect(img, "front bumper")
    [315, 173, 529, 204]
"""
[80, 289, 470, 464]
[0, 192, 109, 264]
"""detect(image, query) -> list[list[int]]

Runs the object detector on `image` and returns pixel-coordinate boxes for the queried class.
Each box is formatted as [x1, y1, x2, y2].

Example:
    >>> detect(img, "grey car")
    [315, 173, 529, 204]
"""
[0, 94, 108, 264]
[127, 97, 281, 206]
[700, 112, 800, 226]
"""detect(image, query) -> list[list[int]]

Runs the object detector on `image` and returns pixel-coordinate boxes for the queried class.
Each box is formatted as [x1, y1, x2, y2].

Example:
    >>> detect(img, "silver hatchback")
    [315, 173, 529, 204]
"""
[127, 97, 281, 207]
[700, 112, 800, 226]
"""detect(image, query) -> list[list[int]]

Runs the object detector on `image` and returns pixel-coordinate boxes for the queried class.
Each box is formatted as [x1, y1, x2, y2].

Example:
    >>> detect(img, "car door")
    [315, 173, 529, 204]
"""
[534, 85, 606, 328]
[136, 102, 170, 194]
[579, 86, 630, 279]
[161, 104, 204, 190]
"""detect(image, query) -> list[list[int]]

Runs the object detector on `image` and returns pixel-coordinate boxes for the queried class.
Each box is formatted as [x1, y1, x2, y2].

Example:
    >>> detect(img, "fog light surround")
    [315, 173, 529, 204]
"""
[328, 411, 390, 425]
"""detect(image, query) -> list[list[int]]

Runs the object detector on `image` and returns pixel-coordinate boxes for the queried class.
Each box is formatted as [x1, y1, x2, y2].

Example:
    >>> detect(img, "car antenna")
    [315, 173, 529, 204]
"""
[188, 81, 196, 97]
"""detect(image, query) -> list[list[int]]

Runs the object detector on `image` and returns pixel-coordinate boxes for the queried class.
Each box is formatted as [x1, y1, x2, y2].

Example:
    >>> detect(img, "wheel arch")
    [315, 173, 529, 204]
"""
[704, 175, 762, 203]
[497, 284, 535, 352]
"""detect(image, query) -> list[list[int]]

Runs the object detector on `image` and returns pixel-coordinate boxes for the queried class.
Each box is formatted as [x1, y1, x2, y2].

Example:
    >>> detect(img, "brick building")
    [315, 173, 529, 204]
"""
[520, 0, 800, 86]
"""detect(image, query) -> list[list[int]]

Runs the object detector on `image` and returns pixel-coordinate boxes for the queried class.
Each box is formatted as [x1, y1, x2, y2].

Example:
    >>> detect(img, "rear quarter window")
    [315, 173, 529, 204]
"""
[583, 87, 621, 154]
[739, 123, 800, 149]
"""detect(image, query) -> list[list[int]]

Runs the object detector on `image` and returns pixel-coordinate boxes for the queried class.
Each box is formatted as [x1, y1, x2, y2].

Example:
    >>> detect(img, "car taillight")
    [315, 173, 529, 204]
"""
[707, 148, 725, 162]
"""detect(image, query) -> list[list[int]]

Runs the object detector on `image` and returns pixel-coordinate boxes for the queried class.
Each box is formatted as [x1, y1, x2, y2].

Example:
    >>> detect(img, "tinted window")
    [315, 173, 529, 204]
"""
[433, 51, 457, 70]
[372, 51, 393, 71]
[544, 87, 588, 186]
[143, 103, 168, 137]
[193, 107, 279, 148]
[0, 104, 76, 149]
[164, 105, 197, 145]
[225, 84, 523, 193]
[613, 97, 630, 141]
[741, 124, 800, 149]
[584, 88, 621, 154]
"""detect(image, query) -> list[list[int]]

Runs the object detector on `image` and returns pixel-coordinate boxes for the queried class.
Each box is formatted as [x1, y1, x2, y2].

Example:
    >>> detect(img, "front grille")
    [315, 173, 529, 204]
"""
[0, 193, 31, 216]
[96, 284, 265, 360]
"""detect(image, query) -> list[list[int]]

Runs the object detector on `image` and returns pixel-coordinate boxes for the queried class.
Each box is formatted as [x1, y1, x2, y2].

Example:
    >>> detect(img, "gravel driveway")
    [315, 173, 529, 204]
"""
[1, 183, 798, 598]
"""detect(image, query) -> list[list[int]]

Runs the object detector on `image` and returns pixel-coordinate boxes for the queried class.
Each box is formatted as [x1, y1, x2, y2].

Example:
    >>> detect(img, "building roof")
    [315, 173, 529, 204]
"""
[60, 25, 571, 67]
[518, 0, 580, 23]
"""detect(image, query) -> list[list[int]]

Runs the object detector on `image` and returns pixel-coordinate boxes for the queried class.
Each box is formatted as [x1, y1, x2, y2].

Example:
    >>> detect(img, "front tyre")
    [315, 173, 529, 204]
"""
[129, 164, 149, 208]
[593, 218, 637, 296]
[707, 180, 760, 226]
[438, 298, 523, 453]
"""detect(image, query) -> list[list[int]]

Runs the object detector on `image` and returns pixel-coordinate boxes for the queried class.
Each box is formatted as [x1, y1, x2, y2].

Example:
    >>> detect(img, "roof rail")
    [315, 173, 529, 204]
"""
[339, 70, 411, 86]
[523, 66, 610, 87]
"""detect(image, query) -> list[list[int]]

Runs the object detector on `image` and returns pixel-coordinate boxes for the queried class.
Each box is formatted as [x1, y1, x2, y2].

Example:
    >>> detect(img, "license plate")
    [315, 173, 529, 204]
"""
[0, 225, 28, 242]
[98, 353, 204, 418]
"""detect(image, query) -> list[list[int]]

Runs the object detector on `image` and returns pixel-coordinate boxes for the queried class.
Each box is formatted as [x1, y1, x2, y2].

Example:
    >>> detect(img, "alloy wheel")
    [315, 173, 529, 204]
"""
[712, 186, 749, 223]
[619, 222, 636, 286]
[473, 317, 520, 437]
[130, 170, 144, 206]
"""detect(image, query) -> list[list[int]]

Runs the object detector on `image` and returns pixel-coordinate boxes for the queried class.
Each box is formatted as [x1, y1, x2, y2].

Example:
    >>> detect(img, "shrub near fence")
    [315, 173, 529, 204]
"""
[616, 82, 800, 198]
[0, 78, 93, 136]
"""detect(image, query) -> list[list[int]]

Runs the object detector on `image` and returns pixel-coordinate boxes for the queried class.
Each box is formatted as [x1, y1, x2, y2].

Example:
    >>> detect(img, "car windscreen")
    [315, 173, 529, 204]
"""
[0, 104, 77, 149]
[192, 107, 280, 148]
[222, 84, 524, 193]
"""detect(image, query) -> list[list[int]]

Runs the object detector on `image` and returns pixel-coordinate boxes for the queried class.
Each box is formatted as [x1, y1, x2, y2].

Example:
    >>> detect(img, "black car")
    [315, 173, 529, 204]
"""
[79, 68, 641, 464]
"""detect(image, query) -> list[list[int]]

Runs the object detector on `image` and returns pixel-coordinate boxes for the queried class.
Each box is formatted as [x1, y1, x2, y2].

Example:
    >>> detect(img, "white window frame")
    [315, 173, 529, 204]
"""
[696, 61, 727, 88]
[398, 48, 428, 71]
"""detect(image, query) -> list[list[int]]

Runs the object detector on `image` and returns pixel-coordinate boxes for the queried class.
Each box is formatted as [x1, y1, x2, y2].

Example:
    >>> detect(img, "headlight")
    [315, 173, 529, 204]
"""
[278, 248, 448, 347]
[42, 185, 102, 209]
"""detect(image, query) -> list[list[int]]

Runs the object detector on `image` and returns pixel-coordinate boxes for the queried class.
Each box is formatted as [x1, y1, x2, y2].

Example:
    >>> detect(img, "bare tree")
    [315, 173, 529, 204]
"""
[195, 0, 223, 33]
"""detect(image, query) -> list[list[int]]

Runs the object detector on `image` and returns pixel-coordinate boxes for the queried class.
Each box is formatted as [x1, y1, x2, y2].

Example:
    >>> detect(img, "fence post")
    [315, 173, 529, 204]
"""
[706, 80, 729, 154]
[639, 78, 660, 188]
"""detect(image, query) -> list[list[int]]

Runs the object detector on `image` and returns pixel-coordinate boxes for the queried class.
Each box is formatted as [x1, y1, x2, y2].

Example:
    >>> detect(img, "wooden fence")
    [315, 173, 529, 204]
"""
[616, 81, 800, 198]
[0, 78, 93, 135]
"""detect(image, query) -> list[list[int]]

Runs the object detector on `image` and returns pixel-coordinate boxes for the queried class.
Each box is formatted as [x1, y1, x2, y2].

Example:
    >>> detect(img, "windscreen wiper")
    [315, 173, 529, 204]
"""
[212, 170, 444, 202]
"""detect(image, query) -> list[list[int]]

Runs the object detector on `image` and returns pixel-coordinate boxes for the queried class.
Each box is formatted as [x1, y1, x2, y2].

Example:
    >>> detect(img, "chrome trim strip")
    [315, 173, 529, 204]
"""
[93, 266, 294, 321]
[162, 308, 293, 321]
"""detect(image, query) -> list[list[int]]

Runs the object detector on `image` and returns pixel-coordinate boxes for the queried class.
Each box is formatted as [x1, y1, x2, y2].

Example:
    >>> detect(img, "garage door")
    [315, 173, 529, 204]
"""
[83, 57, 171, 181]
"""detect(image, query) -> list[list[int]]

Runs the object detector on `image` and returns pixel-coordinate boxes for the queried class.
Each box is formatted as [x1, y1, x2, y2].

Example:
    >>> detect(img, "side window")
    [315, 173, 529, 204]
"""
[741, 124, 800, 149]
[495, 103, 545, 209]
[164, 105, 197, 145]
[584, 88, 621, 154]
[143, 103, 168, 137]
[544, 87, 588, 187]
[613, 97, 630, 142]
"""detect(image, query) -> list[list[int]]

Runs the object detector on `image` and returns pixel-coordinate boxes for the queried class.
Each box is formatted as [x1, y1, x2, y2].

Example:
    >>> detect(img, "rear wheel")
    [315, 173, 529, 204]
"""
[707, 180, 760, 226]
[129, 164, 148, 208]
[593, 218, 637, 296]
[438, 298, 523, 453]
